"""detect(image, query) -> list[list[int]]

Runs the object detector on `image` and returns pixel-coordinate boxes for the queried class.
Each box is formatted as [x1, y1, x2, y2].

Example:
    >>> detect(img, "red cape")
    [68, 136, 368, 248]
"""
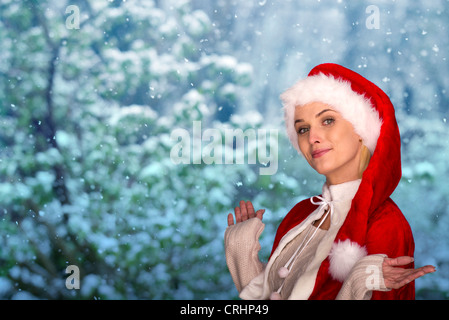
[271, 63, 415, 300]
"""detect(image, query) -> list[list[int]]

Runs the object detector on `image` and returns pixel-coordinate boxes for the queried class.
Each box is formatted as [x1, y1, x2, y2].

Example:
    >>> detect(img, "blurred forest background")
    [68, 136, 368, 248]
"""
[0, 0, 448, 299]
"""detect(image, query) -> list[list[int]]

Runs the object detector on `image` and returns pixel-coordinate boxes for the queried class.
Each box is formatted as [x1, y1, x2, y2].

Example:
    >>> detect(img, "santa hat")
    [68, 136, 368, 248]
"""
[280, 63, 383, 155]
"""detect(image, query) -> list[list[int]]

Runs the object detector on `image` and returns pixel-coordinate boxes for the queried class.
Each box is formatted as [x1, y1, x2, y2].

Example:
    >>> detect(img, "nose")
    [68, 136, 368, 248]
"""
[308, 126, 323, 145]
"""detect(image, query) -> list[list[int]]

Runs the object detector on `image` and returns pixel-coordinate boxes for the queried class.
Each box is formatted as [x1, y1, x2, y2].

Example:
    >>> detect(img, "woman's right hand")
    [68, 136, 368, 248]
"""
[227, 200, 265, 226]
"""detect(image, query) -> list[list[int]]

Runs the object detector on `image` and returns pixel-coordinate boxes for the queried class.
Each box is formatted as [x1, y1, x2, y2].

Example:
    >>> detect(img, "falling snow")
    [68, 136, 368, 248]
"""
[0, 0, 448, 300]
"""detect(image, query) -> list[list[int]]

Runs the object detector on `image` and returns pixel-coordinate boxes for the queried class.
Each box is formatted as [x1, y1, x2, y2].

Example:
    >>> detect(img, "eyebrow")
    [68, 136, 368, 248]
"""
[294, 108, 336, 124]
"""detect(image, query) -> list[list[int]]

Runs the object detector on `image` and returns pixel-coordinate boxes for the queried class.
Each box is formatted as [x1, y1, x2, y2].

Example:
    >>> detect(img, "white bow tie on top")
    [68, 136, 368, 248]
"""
[310, 195, 341, 226]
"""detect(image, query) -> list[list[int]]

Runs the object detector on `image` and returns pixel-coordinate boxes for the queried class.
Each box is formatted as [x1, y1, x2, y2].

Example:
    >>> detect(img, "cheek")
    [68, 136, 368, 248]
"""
[297, 137, 305, 152]
[297, 138, 310, 158]
[336, 133, 361, 159]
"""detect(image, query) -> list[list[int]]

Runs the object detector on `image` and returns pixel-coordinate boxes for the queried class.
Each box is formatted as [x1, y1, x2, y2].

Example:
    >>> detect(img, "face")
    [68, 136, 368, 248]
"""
[294, 102, 363, 185]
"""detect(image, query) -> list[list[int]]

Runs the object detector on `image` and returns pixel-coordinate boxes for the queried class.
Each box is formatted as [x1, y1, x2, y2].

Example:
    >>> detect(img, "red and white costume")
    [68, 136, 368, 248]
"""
[224, 63, 415, 300]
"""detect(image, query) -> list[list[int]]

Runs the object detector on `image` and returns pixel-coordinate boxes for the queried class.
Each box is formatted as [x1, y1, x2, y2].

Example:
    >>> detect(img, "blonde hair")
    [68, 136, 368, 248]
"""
[358, 144, 371, 178]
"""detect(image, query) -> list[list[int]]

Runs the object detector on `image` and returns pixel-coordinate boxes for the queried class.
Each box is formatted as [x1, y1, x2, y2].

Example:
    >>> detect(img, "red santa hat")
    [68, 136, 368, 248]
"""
[280, 63, 383, 155]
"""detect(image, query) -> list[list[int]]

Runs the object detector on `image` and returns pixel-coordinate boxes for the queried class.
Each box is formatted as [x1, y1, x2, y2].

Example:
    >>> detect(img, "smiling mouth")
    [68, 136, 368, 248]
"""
[311, 148, 331, 158]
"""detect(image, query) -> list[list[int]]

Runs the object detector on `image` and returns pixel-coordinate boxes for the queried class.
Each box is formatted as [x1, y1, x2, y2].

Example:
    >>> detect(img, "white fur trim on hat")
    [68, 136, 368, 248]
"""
[280, 73, 382, 155]
[328, 239, 368, 282]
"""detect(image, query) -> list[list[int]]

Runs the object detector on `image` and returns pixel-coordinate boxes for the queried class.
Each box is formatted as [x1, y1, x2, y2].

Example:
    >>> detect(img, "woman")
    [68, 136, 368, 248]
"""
[224, 63, 435, 300]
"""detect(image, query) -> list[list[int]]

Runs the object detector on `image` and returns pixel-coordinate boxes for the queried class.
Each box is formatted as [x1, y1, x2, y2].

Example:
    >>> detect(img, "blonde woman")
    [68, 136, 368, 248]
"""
[225, 63, 435, 300]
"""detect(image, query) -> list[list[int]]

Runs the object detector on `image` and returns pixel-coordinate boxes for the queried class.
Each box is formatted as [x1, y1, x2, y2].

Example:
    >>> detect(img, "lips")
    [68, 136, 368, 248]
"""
[311, 148, 331, 158]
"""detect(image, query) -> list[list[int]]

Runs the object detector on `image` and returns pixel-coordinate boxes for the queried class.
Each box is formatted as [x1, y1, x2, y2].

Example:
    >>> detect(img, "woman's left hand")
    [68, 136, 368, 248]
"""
[382, 256, 436, 289]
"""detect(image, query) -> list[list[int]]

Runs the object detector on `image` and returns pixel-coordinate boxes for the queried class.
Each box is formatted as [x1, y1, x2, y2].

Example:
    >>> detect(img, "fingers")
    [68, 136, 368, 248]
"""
[228, 201, 266, 226]
[383, 257, 437, 289]
[256, 209, 265, 221]
[384, 256, 414, 267]
[227, 213, 234, 226]
[239, 200, 248, 221]
[234, 205, 241, 223]
[244, 201, 266, 221]
[246, 201, 256, 219]
[384, 257, 437, 275]
[421, 265, 437, 274]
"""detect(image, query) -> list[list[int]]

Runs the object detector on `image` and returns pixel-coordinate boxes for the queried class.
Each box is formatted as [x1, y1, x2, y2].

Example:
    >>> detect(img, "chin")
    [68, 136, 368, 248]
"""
[312, 166, 332, 178]
[310, 160, 334, 176]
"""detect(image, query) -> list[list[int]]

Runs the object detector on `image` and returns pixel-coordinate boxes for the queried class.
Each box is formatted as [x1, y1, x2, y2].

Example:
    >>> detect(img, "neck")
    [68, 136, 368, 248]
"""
[322, 178, 362, 202]
[325, 158, 362, 186]
[326, 175, 360, 186]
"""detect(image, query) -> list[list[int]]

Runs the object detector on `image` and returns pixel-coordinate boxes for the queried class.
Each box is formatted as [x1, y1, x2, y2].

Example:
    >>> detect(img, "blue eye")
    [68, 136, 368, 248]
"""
[323, 118, 335, 125]
[298, 127, 309, 135]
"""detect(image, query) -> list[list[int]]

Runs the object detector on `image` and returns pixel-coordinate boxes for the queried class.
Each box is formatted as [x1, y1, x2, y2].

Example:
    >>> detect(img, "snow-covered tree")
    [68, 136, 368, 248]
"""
[0, 0, 260, 299]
